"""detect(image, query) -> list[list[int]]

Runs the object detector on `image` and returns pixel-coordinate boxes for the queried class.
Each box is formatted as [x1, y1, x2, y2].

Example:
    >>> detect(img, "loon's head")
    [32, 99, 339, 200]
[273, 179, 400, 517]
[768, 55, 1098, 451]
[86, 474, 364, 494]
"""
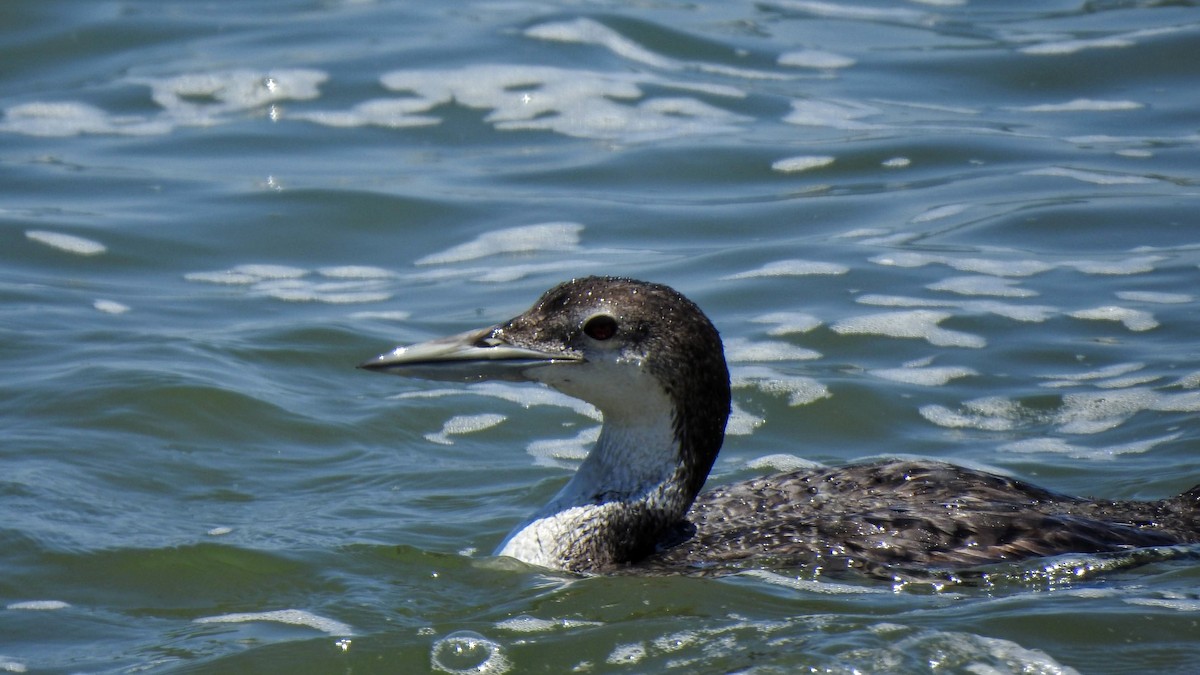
[361, 276, 731, 498]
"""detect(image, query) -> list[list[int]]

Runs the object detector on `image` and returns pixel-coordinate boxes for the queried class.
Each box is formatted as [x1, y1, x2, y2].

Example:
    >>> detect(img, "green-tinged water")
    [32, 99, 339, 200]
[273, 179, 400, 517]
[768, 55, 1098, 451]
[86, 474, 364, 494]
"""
[3, 1, 1199, 672]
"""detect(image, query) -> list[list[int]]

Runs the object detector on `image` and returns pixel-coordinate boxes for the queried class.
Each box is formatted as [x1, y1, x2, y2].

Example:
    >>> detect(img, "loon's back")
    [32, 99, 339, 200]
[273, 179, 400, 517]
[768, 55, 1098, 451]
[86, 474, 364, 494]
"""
[646, 459, 1200, 574]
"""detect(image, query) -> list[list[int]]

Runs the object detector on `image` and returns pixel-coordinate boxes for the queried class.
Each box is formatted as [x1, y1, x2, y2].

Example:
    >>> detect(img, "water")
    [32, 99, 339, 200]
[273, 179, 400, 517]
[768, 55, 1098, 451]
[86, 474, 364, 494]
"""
[3, 0, 1200, 672]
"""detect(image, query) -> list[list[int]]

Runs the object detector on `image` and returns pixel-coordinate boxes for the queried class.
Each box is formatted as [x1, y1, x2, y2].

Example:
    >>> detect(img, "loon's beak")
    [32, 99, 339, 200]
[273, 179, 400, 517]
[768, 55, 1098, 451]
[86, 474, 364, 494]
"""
[358, 325, 580, 383]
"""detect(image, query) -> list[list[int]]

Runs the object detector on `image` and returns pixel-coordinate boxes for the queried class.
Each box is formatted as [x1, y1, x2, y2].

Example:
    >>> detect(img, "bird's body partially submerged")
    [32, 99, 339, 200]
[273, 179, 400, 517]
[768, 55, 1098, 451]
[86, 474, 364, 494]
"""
[361, 276, 1200, 576]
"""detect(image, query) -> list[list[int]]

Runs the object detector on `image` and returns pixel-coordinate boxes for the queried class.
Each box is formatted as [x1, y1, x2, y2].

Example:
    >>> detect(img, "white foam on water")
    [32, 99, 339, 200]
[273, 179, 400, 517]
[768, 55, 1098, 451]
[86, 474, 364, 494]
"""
[1055, 419, 1125, 436]
[1021, 37, 1133, 55]
[472, 260, 601, 284]
[396, 382, 600, 420]
[527, 427, 598, 467]
[924, 386, 1195, 436]
[184, 264, 392, 303]
[1062, 587, 1122, 600]
[378, 64, 749, 142]
[732, 366, 831, 406]
[723, 259, 849, 279]
[317, 265, 395, 279]
[1175, 371, 1200, 389]
[6, 69, 330, 137]
[194, 609, 352, 636]
[1, 101, 172, 137]
[403, 259, 603, 285]
[927, 275, 1037, 298]
[141, 69, 328, 123]
[999, 433, 1180, 461]
[741, 569, 887, 594]
[832, 309, 986, 348]
[0, 656, 27, 673]
[784, 98, 882, 130]
[415, 222, 583, 265]
[725, 338, 822, 362]
[857, 294, 1057, 322]
[352, 310, 412, 322]
[836, 227, 892, 239]
[854, 231, 923, 247]
[778, 49, 855, 69]
[881, 156, 911, 168]
[940, 256, 1056, 277]
[1152, 390, 1200, 412]
[258, 282, 392, 305]
[1116, 290, 1192, 303]
[253, 277, 310, 296]
[1054, 388, 1160, 434]
[526, 18, 790, 81]
[653, 630, 700, 653]
[25, 230, 106, 256]
[1125, 597, 1200, 612]
[868, 251, 940, 266]
[880, 99, 981, 116]
[606, 642, 648, 666]
[6, 600, 70, 611]
[231, 264, 308, 279]
[1066, 134, 1143, 145]
[1093, 374, 1162, 389]
[750, 311, 822, 335]
[495, 615, 603, 633]
[207, 526, 233, 536]
[744, 453, 822, 473]
[1039, 362, 1145, 385]
[870, 365, 977, 386]
[441, 413, 508, 434]
[694, 63, 793, 81]
[514, 94, 748, 141]
[290, 98, 440, 129]
[425, 413, 507, 445]
[771, 155, 835, 172]
[93, 299, 130, 315]
[869, 251, 1054, 277]
[1023, 167, 1155, 185]
[900, 631, 1080, 675]
[910, 203, 968, 223]
[1061, 255, 1164, 275]
[525, 18, 681, 70]
[919, 396, 1022, 431]
[183, 270, 261, 285]
[1016, 99, 1143, 113]
[1089, 372, 1161, 389]
[764, 0, 927, 23]
[726, 401, 766, 436]
[1068, 305, 1158, 331]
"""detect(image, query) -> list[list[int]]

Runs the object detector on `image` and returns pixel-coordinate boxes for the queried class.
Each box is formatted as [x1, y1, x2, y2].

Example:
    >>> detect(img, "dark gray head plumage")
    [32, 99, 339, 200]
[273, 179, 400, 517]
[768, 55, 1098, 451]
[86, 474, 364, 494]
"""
[494, 276, 731, 499]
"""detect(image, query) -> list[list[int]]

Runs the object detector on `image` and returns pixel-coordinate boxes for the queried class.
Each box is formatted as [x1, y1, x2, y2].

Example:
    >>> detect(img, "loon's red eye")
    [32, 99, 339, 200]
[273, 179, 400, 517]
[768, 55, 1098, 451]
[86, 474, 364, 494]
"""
[583, 314, 618, 341]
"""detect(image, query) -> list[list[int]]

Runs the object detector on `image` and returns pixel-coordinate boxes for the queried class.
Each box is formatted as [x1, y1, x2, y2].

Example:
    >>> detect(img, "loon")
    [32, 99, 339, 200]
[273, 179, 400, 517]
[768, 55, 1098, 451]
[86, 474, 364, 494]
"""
[360, 276, 1200, 575]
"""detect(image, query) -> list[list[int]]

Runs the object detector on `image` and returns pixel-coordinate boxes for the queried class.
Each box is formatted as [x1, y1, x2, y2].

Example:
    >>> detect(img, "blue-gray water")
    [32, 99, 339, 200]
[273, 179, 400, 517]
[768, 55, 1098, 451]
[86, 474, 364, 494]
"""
[3, 1, 1200, 672]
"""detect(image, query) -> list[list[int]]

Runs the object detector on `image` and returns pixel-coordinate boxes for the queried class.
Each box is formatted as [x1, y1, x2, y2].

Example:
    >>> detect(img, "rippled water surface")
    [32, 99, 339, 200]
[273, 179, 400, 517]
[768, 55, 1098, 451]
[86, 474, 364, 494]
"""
[3, 1, 1200, 672]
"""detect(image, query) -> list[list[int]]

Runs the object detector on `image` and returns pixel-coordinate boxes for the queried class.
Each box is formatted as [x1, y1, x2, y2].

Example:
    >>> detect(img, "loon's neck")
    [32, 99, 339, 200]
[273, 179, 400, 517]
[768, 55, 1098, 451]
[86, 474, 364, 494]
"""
[495, 385, 697, 571]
